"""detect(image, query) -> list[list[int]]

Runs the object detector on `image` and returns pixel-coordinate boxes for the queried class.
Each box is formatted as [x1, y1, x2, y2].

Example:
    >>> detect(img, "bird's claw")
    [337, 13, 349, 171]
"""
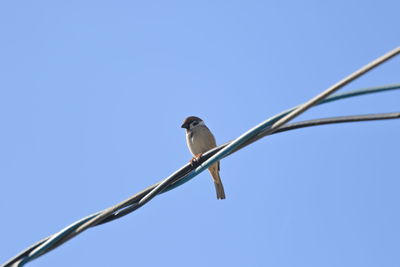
[190, 153, 203, 167]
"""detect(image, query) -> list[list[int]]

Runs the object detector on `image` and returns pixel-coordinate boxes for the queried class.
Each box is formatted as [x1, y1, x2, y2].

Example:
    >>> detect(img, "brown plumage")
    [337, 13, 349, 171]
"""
[181, 116, 226, 199]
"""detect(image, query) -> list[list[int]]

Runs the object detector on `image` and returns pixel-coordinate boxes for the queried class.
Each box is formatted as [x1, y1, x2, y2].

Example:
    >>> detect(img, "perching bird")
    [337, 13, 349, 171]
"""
[181, 116, 226, 199]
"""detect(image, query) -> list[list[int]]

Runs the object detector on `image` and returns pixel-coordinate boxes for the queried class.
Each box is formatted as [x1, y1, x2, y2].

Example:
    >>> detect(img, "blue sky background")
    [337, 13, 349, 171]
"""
[1, 1, 399, 267]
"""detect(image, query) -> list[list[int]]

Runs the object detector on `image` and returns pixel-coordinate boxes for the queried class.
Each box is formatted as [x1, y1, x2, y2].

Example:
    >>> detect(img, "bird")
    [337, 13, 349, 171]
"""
[181, 116, 226, 199]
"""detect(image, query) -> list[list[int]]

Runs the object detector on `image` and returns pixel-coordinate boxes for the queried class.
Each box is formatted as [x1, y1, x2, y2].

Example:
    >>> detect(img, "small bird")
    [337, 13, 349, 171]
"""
[181, 116, 226, 199]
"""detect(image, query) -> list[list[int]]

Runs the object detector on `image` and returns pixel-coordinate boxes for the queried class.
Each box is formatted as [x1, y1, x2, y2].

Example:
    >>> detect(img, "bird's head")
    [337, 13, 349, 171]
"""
[181, 116, 204, 130]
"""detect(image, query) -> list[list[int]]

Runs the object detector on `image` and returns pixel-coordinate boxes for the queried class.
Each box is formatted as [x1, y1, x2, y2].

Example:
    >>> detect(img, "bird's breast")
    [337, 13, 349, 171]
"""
[186, 126, 216, 156]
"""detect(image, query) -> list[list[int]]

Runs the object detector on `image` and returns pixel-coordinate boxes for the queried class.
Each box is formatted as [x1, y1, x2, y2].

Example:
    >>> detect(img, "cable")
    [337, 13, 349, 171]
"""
[269, 47, 400, 131]
[3, 111, 400, 267]
[172, 48, 400, 204]
[2, 46, 399, 267]
[275, 112, 400, 133]
[99, 111, 400, 222]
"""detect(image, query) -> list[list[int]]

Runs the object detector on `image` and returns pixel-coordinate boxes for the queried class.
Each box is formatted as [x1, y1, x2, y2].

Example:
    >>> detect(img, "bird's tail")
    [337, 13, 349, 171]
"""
[209, 164, 226, 200]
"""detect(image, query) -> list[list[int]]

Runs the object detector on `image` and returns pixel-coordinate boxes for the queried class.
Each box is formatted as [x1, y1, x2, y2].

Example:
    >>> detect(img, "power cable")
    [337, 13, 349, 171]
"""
[2, 47, 399, 267]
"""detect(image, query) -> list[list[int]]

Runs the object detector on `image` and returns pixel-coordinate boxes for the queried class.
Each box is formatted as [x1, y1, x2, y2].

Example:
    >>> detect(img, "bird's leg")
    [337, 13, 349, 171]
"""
[190, 153, 203, 167]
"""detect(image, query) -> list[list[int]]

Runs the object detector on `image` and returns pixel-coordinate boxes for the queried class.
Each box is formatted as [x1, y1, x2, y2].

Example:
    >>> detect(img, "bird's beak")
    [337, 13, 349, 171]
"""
[181, 122, 188, 129]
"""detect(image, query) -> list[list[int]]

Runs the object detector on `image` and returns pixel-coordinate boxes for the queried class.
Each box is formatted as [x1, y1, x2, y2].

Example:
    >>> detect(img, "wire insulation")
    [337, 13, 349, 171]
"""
[2, 47, 399, 267]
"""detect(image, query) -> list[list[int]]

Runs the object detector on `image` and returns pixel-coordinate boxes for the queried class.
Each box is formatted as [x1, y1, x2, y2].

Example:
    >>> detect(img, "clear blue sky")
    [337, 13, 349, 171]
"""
[1, 1, 399, 267]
